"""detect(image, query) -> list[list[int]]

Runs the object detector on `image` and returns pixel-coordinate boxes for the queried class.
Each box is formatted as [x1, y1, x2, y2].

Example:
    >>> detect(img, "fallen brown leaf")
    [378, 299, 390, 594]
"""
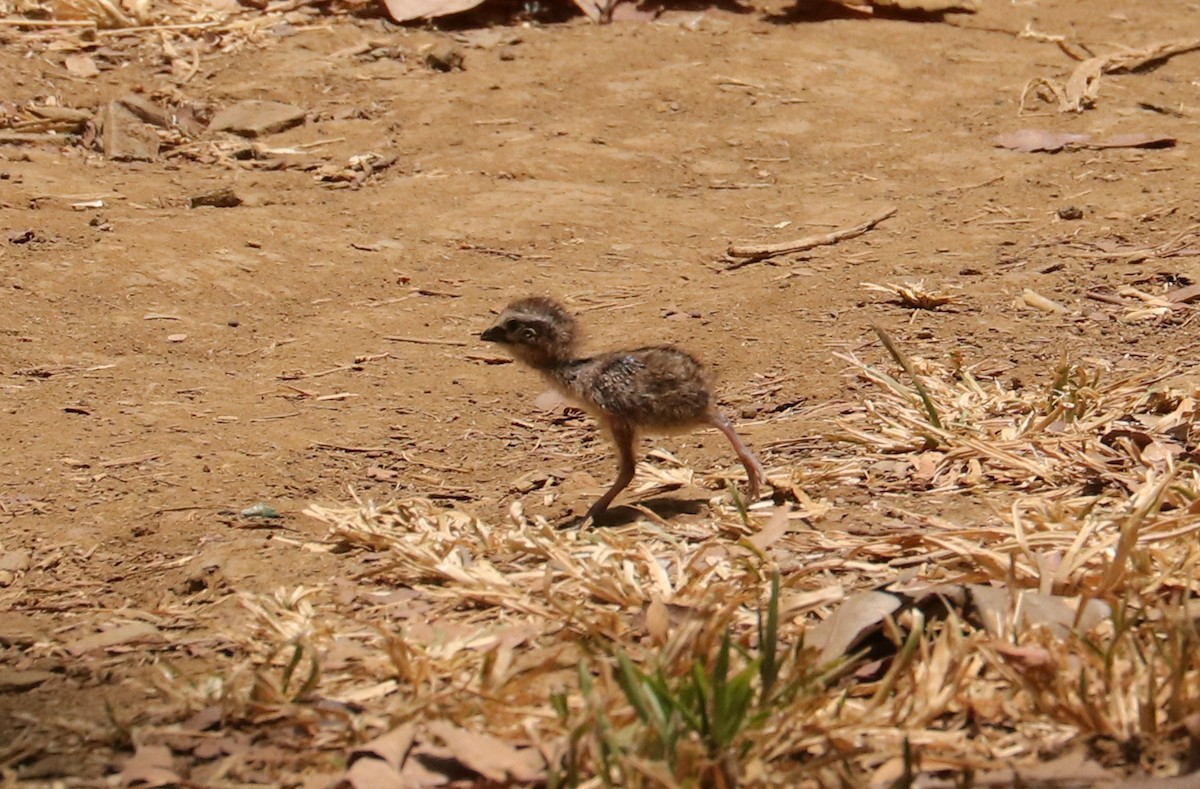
[63, 53, 100, 78]
[349, 725, 416, 773]
[808, 590, 901, 664]
[64, 621, 162, 655]
[995, 129, 1175, 153]
[746, 506, 790, 552]
[118, 744, 180, 789]
[425, 721, 544, 783]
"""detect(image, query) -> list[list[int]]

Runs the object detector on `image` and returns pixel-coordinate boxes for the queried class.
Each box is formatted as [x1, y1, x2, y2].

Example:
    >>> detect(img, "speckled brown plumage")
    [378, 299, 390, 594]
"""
[481, 296, 765, 523]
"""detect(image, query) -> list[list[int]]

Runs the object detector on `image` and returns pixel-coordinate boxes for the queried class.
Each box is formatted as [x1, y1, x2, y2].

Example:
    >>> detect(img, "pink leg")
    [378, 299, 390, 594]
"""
[709, 410, 764, 501]
[587, 417, 637, 524]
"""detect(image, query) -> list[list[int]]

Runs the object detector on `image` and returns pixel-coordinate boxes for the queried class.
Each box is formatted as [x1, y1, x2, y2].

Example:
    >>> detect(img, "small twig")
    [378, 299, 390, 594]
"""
[726, 206, 897, 267]
[383, 335, 468, 347]
[97, 19, 228, 33]
[100, 453, 160, 468]
[935, 175, 1004, 195]
[458, 244, 527, 260]
[251, 412, 302, 422]
[295, 138, 345, 150]
[713, 76, 765, 89]
[1085, 291, 1127, 307]
[708, 183, 773, 190]
[401, 452, 470, 474]
[870, 323, 944, 432]
[279, 364, 358, 380]
[151, 505, 207, 516]
[278, 383, 318, 398]
[0, 132, 78, 144]
[312, 442, 392, 453]
[381, 333, 465, 345]
[0, 17, 96, 26]
[465, 354, 512, 365]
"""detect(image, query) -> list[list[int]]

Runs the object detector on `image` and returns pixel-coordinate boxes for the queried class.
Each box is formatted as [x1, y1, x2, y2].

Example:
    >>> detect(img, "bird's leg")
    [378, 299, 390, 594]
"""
[709, 410, 765, 501]
[586, 417, 637, 524]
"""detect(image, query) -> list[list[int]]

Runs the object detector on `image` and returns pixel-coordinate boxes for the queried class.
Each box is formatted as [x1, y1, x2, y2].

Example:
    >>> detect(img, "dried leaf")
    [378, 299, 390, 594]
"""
[969, 585, 1110, 638]
[570, 0, 607, 22]
[609, 0, 661, 21]
[994, 129, 1090, 152]
[746, 505, 790, 552]
[1085, 133, 1176, 149]
[645, 596, 669, 644]
[1167, 283, 1200, 304]
[63, 53, 100, 77]
[1061, 38, 1200, 112]
[424, 721, 543, 782]
[334, 757, 406, 789]
[349, 725, 415, 772]
[64, 621, 162, 655]
[865, 0, 976, 9]
[808, 590, 901, 664]
[863, 280, 956, 309]
[119, 744, 180, 788]
[994, 129, 1175, 152]
[381, 0, 486, 23]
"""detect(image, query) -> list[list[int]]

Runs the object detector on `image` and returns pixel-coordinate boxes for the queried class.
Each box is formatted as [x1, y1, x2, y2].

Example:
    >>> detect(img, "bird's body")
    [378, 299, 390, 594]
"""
[481, 296, 765, 523]
[545, 347, 712, 433]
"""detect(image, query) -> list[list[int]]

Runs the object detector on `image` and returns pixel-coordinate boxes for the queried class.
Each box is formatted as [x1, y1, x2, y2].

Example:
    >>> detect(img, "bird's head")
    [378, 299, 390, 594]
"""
[481, 296, 579, 368]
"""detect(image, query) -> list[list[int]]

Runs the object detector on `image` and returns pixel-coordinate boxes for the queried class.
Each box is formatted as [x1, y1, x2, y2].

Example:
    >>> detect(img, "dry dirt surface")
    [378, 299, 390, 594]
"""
[2, 0, 1200, 785]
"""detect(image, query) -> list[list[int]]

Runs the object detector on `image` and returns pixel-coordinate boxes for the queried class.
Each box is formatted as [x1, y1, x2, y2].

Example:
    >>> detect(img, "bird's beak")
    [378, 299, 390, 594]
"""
[480, 325, 506, 343]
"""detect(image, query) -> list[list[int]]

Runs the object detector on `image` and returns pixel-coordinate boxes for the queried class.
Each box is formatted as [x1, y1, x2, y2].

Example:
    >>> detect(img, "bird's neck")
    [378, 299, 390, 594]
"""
[533, 356, 595, 401]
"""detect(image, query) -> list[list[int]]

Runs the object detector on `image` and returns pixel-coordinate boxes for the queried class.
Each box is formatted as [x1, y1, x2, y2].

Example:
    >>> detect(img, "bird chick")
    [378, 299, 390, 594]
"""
[481, 296, 765, 523]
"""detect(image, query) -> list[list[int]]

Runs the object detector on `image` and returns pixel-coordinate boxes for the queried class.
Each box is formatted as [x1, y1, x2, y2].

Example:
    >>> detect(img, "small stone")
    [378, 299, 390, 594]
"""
[100, 101, 159, 161]
[190, 186, 242, 208]
[166, 333, 188, 342]
[208, 100, 306, 138]
[425, 45, 465, 72]
[0, 549, 31, 575]
[1057, 205, 1084, 221]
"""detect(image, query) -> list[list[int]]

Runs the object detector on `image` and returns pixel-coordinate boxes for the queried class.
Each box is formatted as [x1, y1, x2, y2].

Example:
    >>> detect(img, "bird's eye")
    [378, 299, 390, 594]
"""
[503, 319, 520, 333]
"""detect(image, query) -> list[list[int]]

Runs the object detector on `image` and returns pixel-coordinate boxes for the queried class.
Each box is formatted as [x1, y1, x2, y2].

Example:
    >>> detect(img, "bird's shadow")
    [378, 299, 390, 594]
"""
[559, 495, 709, 529]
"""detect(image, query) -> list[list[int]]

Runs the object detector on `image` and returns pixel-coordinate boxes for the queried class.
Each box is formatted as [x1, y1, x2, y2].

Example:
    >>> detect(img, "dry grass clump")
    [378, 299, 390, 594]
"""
[862, 280, 958, 310]
[143, 353, 1200, 786]
[834, 352, 1186, 493]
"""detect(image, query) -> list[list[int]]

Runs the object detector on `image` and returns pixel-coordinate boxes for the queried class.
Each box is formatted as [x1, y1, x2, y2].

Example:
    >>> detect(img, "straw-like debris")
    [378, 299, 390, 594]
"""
[130, 353, 1200, 785]
[862, 280, 957, 310]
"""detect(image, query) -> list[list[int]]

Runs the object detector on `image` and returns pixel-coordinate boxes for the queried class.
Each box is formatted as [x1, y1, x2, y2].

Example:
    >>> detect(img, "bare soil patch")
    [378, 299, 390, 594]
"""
[2, 0, 1200, 784]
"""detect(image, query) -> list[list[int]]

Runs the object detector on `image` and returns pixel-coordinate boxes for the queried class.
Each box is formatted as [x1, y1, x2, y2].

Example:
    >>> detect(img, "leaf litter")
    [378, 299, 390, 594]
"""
[90, 345, 1200, 786]
[1023, 36, 1200, 113]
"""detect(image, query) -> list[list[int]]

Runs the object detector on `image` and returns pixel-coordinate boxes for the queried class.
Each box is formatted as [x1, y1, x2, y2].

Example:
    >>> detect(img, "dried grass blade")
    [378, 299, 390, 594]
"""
[870, 324, 944, 432]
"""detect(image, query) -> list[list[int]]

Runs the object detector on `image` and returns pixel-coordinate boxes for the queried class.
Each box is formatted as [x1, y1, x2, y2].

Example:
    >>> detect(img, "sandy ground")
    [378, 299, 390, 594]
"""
[2, 0, 1199, 782]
